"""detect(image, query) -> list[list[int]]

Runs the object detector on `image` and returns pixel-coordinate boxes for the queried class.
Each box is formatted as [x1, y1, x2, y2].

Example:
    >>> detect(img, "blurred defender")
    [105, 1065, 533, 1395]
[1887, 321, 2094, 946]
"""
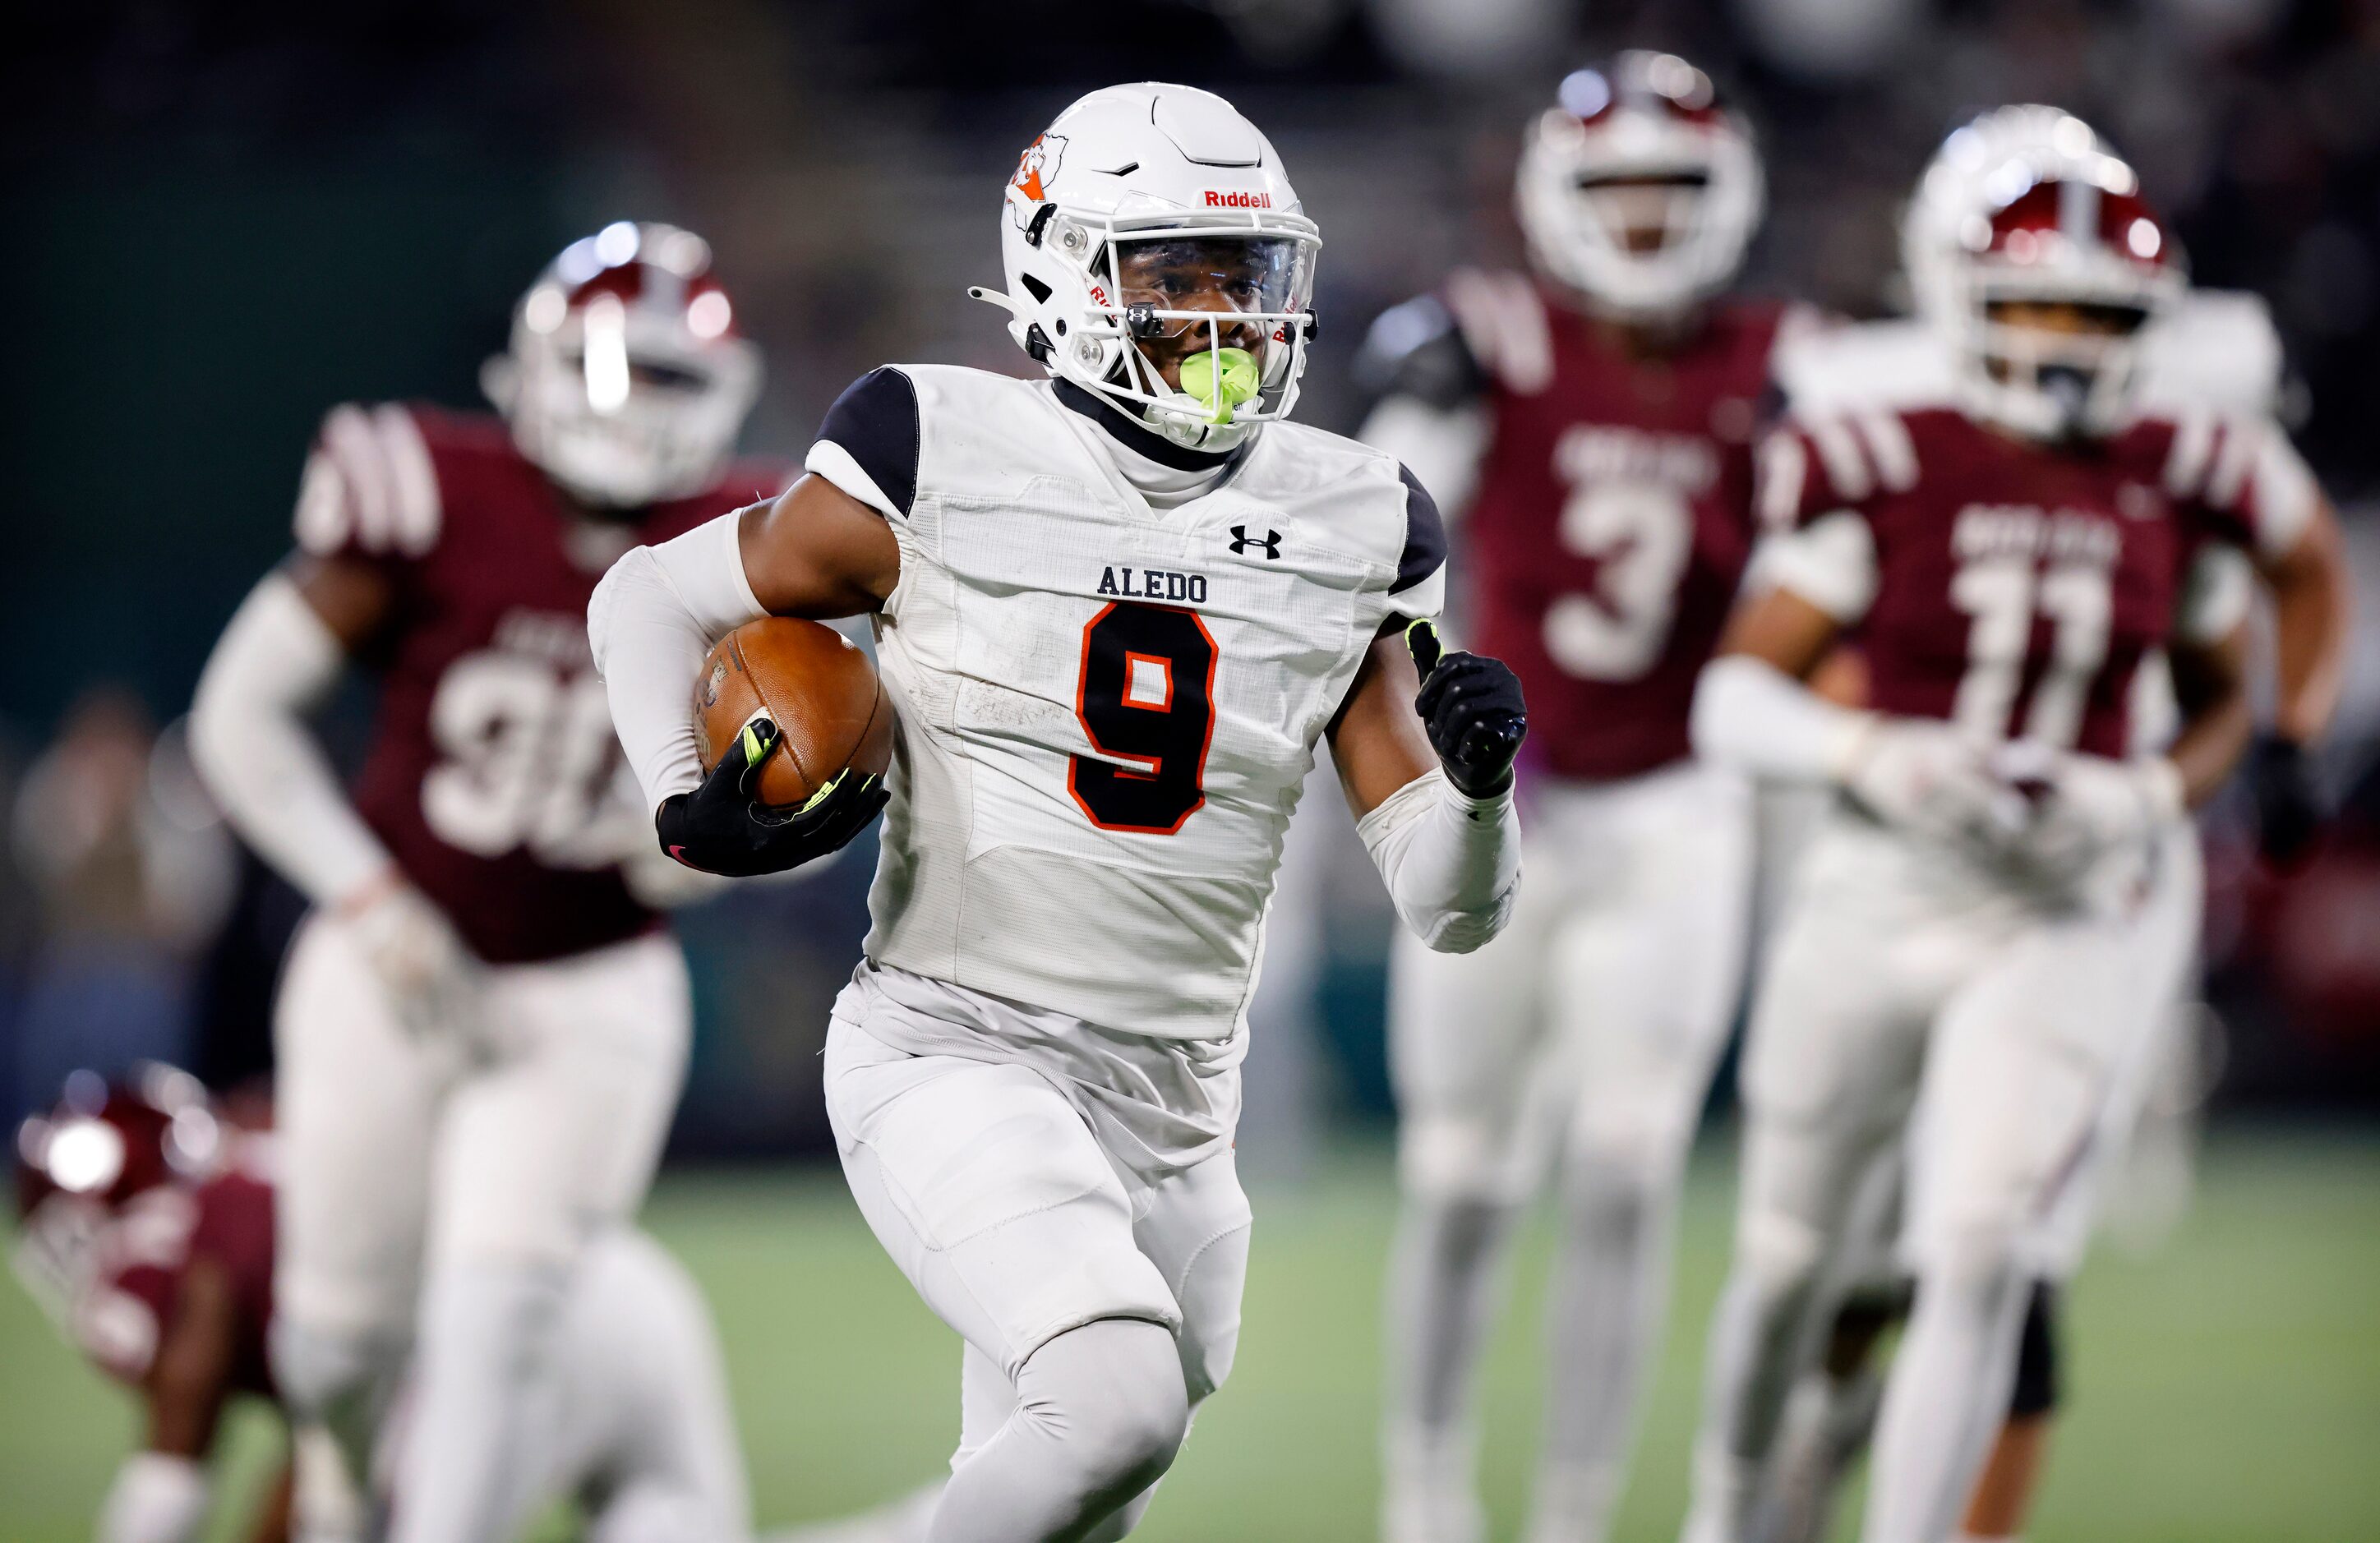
[1755, 107, 2353, 1543]
[12, 1068, 751, 1543]
[1679, 124, 2348, 1543]
[189, 225, 789, 1543]
[1358, 55, 1794, 1543]
[591, 85, 1527, 1543]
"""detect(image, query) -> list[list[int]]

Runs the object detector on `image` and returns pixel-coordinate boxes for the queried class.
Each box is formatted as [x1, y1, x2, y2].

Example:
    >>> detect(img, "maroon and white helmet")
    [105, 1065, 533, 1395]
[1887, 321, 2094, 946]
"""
[1515, 53, 1764, 321]
[12, 1065, 219, 1320]
[1904, 108, 2184, 439]
[483, 221, 763, 509]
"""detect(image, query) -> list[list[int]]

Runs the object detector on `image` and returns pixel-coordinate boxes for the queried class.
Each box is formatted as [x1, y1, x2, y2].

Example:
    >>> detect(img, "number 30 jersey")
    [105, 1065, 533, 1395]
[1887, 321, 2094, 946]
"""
[293, 403, 792, 962]
[807, 366, 1446, 1042]
[1432, 273, 1798, 781]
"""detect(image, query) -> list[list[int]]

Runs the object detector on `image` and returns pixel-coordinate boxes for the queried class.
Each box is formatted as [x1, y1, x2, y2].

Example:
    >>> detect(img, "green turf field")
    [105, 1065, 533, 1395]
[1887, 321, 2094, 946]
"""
[4, 1129, 2377, 1542]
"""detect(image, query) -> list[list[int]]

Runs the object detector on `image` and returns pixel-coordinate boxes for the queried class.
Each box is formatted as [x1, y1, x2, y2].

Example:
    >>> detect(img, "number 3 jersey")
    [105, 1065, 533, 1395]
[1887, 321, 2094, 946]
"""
[1755, 399, 2318, 756]
[293, 403, 793, 963]
[1421, 272, 1800, 781]
[806, 365, 1446, 1042]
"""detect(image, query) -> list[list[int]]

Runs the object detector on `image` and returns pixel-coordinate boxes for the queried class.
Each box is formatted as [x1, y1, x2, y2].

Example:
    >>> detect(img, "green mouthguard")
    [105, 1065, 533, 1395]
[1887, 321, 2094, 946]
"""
[1178, 348, 1261, 423]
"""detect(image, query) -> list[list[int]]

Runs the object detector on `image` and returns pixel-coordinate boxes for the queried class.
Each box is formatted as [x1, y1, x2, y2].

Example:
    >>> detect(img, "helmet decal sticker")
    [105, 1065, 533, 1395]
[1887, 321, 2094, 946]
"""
[1012, 133, 1068, 215]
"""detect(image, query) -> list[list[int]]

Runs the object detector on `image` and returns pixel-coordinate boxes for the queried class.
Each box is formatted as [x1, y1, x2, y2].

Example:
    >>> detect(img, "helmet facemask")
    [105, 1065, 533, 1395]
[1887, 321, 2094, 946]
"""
[1971, 297, 2153, 442]
[1043, 215, 1319, 453]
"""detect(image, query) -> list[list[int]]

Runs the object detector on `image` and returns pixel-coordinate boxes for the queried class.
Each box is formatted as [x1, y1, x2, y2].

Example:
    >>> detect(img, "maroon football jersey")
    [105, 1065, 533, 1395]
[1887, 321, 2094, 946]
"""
[293, 403, 794, 963]
[1759, 403, 2312, 758]
[74, 1146, 278, 1399]
[1449, 272, 1793, 781]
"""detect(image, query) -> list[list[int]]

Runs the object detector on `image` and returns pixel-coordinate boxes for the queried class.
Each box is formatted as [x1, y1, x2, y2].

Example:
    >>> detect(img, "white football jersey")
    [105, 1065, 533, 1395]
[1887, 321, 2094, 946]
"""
[806, 364, 1446, 1040]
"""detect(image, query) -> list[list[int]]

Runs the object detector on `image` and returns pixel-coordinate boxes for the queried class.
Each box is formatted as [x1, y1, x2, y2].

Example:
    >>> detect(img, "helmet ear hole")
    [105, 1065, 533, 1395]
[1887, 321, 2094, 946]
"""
[1021, 273, 1054, 305]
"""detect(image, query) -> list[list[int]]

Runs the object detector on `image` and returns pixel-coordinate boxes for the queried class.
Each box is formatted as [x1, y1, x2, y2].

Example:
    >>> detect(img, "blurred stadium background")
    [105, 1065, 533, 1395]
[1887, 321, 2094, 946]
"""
[4, 2, 2378, 1538]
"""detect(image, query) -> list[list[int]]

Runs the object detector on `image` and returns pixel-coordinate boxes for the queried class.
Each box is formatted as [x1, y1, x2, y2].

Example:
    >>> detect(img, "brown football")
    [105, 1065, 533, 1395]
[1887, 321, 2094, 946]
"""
[694, 618, 895, 809]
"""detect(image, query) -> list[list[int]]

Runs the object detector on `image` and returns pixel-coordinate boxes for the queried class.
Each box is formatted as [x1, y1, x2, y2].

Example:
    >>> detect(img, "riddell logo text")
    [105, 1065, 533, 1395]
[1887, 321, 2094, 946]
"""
[1204, 191, 1272, 209]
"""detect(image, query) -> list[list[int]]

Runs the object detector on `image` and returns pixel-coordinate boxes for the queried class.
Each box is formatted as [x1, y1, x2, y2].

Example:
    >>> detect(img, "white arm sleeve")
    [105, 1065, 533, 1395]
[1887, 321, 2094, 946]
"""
[588, 510, 766, 813]
[188, 574, 392, 908]
[1745, 511, 1880, 623]
[1690, 654, 1874, 785]
[1355, 771, 1521, 954]
[98, 1451, 210, 1543]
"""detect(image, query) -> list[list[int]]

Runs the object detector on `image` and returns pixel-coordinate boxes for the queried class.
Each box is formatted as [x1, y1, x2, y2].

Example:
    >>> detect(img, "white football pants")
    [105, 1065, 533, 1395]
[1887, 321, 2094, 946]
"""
[823, 1007, 1252, 1542]
[1384, 761, 1754, 1542]
[272, 914, 690, 1539]
[1684, 813, 2156, 1543]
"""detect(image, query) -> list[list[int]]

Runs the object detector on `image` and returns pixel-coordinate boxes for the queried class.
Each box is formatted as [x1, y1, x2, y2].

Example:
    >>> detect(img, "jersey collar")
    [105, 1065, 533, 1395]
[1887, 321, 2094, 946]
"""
[1054, 379, 1253, 477]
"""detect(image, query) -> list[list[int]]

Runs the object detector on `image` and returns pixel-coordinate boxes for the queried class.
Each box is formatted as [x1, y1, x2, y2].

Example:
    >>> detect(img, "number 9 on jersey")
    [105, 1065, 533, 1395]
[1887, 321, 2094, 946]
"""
[1068, 601, 1219, 835]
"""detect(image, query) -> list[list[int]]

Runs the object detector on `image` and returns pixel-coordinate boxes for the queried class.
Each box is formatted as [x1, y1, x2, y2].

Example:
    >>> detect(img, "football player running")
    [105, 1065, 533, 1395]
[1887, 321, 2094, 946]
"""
[12, 1067, 754, 1543]
[189, 224, 790, 1543]
[588, 84, 1527, 1543]
[1357, 54, 1795, 1543]
[1677, 122, 2349, 1543]
[1750, 107, 2354, 1543]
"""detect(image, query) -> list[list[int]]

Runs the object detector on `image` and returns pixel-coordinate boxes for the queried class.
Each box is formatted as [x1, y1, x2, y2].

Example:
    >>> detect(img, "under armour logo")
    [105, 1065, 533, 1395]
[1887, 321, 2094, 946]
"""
[1230, 525, 1282, 560]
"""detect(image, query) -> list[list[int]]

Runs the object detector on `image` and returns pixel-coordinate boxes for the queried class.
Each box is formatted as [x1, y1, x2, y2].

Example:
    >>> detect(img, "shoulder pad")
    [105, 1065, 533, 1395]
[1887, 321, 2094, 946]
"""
[1354, 295, 1486, 411]
[2136, 291, 2285, 417]
[809, 366, 922, 519]
[293, 403, 443, 560]
[1772, 320, 1955, 417]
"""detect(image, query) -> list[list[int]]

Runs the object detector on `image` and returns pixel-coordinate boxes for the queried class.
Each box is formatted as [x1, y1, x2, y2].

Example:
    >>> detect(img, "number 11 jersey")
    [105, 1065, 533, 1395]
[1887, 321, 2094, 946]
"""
[807, 366, 1446, 1042]
[1755, 401, 2318, 757]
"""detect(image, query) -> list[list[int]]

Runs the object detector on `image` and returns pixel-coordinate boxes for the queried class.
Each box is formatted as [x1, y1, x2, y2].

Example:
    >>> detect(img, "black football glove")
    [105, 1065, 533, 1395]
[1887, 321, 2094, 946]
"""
[1407, 619, 1527, 798]
[656, 717, 888, 877]
[2249, 735, 2327, 868]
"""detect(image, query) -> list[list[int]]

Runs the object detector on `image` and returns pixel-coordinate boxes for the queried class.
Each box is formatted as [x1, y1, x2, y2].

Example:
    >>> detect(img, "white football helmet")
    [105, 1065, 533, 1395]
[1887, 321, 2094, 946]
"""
[1515, 53, 1764, 321]
[483, 221, 763, 509]
[1903, 108, 2184, 440]
[973, 83, 1321, 454]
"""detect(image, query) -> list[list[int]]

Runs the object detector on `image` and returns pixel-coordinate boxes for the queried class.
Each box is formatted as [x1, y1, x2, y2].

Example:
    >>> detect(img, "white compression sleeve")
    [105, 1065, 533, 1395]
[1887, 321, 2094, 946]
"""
[98, 1451, 210, 1543]
[1357, 771, 1520, 954]
[1690, 655, 1874, 787]
[189, 573, 391, 907]
[587, 512, 765, 813]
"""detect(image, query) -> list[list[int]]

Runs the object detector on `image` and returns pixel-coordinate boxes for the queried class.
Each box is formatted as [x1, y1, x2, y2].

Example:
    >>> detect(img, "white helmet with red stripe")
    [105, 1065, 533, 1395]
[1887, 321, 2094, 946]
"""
[1904, 108, 2184, 439]
[483, 221, 763, 509]
[972, 83, 1321, 454]
[1515, 53, 1764, 321]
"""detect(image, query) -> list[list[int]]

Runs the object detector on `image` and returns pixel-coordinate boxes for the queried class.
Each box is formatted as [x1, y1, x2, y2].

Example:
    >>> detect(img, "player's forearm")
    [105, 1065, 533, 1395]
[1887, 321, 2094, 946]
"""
[2167, 629, 2254, 809]
[2262, 504, 2351, 744]
[588, 514, 765, 813]
[189, 574, 393, 908]
[98, 1452, 210, 1543]
[1357, 770, 1520, 953]
[1691, 653, 1872, 785]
